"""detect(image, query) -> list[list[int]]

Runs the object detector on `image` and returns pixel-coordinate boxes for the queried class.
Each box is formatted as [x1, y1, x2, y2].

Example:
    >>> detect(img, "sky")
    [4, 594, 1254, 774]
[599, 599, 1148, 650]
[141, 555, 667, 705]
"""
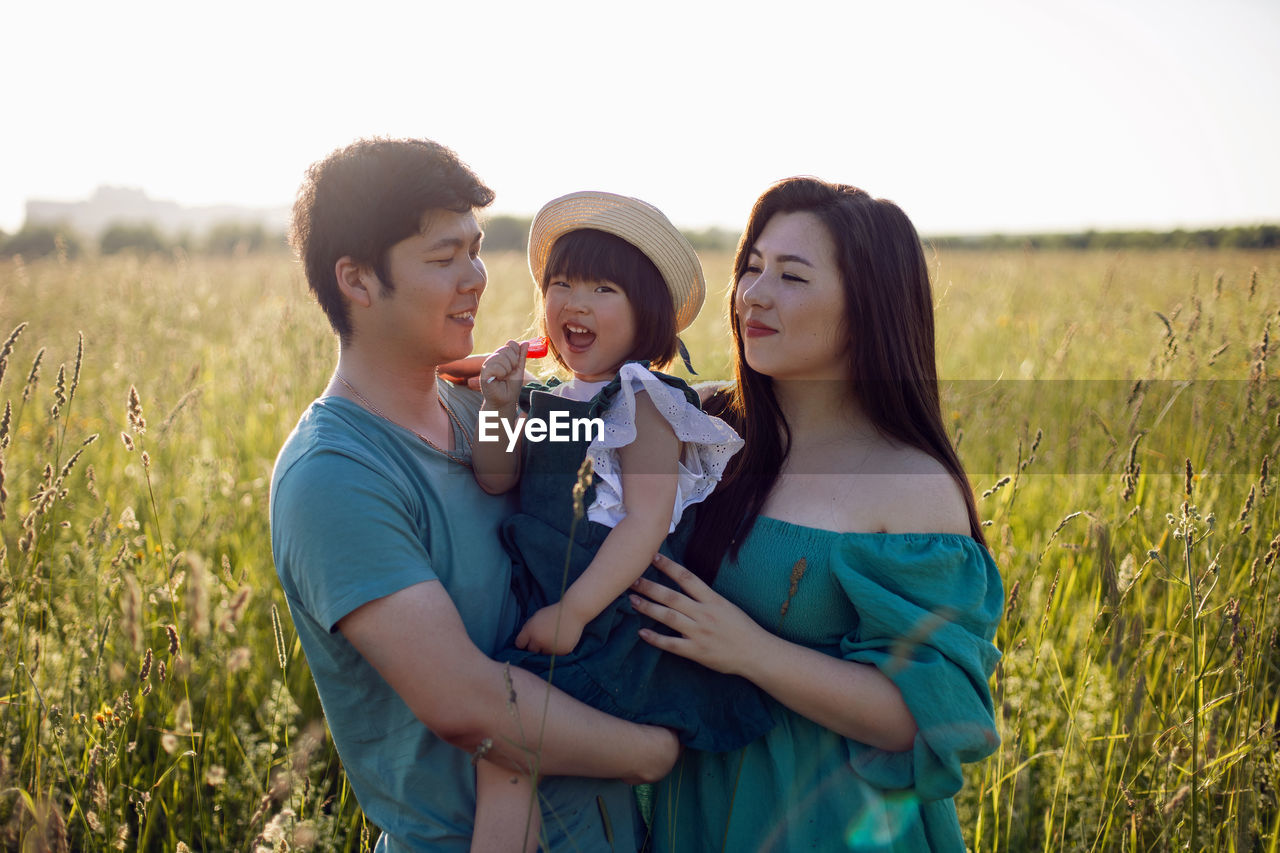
[2, 0, 1277, 237]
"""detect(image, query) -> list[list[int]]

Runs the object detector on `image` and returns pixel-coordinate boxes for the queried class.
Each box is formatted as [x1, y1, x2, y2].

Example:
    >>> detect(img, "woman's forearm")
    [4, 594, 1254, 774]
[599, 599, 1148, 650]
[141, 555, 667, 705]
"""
[743, 632, 918, 752]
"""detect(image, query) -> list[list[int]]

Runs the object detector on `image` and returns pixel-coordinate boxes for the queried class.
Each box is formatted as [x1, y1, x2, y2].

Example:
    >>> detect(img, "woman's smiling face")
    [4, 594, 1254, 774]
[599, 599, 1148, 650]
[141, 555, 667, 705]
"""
[543, 276, 638, 382]
[734, 210, 849, 382]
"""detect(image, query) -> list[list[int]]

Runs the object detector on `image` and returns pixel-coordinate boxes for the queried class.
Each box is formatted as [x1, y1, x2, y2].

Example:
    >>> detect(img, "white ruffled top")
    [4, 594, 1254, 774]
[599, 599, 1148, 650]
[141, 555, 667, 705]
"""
[546, 362, 744, 532]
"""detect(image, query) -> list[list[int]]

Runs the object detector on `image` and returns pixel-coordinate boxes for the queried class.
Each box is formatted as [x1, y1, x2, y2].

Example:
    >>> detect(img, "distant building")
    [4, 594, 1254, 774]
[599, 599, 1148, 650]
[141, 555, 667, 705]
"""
[25, 186, 289, 238]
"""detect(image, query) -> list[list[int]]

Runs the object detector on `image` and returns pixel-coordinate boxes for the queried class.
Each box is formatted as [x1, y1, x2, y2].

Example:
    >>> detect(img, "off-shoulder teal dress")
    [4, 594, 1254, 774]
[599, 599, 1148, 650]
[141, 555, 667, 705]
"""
[649, 517, 1003, 853]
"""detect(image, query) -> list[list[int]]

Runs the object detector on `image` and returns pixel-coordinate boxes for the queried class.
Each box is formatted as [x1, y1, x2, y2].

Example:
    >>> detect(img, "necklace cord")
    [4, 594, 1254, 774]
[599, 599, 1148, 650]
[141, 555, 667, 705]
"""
[334, 374, 473, 469]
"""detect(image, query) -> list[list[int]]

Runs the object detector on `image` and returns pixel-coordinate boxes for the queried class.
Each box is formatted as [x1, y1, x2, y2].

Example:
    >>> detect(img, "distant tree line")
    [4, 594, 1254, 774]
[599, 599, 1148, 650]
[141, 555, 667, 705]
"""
[0, 221, 290, 260]
[479, 215, 742, 254]
[928, 224, 1280, 251]
[2, 219, 1277, 261]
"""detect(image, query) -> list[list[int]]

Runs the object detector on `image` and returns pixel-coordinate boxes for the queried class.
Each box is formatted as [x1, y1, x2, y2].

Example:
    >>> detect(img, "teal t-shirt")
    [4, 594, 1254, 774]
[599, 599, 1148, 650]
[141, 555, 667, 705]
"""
[270, 384, 639, 852]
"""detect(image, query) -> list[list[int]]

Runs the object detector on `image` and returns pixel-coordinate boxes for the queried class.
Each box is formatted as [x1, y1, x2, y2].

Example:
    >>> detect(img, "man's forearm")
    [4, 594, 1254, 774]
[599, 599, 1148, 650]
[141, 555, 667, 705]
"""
[338, 580, 676, 784]
[451, 658, 675, 784]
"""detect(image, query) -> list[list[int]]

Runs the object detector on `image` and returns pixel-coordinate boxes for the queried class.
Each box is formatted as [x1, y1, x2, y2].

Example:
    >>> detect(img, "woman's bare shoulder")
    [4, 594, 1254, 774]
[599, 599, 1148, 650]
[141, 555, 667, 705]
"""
[868, 445, 972, 536]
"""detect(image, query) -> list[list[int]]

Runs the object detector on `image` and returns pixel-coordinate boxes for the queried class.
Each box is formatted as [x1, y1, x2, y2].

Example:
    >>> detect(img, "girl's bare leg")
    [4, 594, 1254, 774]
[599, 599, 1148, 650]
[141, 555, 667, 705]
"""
[471, 758, 540, 853]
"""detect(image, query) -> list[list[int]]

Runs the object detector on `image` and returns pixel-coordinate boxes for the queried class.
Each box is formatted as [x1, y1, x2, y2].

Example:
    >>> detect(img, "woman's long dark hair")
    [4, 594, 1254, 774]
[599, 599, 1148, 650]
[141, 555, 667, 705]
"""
[686, 177, 987, 582]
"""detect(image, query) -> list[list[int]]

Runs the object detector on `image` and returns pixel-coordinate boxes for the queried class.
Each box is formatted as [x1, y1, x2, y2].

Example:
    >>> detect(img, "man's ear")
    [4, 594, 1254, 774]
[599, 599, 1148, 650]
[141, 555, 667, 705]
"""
[336, 256, 377, 308]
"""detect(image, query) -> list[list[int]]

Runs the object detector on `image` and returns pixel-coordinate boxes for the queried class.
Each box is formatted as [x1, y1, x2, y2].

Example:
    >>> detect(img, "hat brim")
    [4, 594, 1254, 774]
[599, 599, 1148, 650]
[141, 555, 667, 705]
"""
[528, 191, 706, 333]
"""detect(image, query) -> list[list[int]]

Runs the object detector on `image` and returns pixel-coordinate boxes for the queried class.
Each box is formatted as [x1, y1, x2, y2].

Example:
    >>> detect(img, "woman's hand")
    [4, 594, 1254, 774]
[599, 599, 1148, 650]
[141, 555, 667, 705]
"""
[630, 553, 770, 678]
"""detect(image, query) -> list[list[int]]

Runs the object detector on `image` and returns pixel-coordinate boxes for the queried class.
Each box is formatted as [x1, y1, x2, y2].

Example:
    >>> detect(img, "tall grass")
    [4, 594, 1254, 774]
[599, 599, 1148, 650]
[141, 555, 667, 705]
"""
[0, 245, 1276, 850]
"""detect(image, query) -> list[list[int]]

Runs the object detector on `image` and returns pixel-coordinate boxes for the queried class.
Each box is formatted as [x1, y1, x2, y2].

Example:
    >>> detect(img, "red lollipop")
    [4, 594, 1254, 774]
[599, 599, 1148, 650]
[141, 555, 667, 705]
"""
[524, 336, 548, 358]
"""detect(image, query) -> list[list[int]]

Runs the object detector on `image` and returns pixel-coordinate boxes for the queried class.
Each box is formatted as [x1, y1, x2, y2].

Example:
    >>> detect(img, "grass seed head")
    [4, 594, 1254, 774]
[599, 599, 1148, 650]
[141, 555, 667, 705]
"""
[21, 346, 45, 402]
[271, 602, 287, 672]
[778, 557, 808, 623]
[1004, 579, 1021, 617]
[50, 364, 66, 420]
[121, 573, 142, 652]
[1238, 484, 1256, 525]
[0, 321, 28, 386]
[571, 457, 594, 521]
[126, 384, 146, 434]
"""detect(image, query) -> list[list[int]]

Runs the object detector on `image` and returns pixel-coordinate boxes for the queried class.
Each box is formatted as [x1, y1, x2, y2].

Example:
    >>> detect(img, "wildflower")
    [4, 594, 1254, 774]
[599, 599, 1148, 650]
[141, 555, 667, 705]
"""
[227, 646, 251, 673]
[205, 765, 228, 786]
[174, 698, 192, 735]
[221, 587, 252, 633]
[293, 824, 320, 848]
[1162, 784, 1191, 815]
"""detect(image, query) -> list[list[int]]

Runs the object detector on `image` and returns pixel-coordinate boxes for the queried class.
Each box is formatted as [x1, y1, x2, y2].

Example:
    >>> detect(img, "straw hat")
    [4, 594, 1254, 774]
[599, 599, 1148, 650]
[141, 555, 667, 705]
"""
[528, 191, 706, 332]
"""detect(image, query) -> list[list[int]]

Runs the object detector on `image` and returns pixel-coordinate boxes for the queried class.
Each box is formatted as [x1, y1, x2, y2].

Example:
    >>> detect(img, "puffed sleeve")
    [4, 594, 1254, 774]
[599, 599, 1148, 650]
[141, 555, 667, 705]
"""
[830, 534, 1003, 800]
[584, 362, 743, 532]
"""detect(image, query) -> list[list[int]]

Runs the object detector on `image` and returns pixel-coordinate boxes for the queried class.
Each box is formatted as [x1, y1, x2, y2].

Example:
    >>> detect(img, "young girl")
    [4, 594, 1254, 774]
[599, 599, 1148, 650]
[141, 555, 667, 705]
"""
[468, 192, 775, 852]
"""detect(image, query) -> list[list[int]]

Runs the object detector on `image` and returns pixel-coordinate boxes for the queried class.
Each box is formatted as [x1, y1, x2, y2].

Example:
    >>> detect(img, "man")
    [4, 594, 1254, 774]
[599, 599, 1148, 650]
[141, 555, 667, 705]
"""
[270, 138, 677, 851]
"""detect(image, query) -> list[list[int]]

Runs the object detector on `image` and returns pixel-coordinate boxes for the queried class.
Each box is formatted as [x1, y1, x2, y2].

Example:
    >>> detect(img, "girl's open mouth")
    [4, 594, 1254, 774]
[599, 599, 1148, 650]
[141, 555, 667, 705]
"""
[564, 324, 596, 352]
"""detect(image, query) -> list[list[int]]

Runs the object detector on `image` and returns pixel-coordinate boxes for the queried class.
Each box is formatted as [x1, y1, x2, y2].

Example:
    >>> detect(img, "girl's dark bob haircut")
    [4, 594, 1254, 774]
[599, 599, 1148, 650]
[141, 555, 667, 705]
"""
[538, 228, 679, 371]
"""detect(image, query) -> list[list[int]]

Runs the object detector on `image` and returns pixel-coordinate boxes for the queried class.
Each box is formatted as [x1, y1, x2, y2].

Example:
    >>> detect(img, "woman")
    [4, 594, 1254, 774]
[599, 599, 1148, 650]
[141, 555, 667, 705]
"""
[630, 177, 1003, 852]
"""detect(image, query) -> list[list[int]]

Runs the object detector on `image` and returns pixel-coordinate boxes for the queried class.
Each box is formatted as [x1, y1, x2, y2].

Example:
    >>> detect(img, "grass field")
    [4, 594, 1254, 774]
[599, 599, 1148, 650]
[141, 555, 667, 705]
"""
[1, 245, 1277, 851]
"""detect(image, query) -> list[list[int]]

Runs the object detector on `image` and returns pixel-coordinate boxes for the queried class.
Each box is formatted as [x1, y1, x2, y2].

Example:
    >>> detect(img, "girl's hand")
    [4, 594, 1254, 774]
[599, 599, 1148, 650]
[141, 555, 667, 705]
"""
[479, 340, 527, 410]
[630, 553, 769, 677]
[515, 603, 584, 656]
